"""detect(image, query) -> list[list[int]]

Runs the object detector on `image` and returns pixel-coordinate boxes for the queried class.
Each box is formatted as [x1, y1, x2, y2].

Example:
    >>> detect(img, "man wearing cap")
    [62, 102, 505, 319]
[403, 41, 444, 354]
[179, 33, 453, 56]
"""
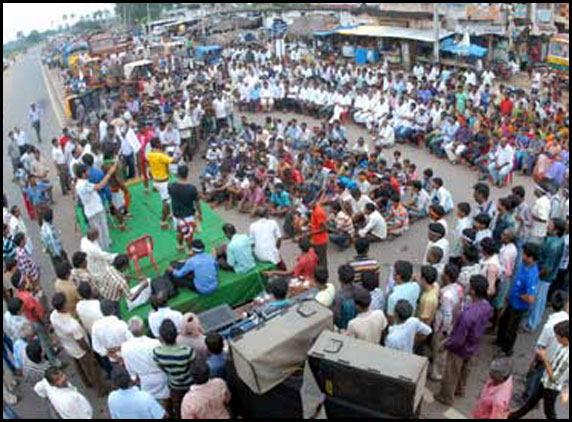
[168, 240, 219, 296]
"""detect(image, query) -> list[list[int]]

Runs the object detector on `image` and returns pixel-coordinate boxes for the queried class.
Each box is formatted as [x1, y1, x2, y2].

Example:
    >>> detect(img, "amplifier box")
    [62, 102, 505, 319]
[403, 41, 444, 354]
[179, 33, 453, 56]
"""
[308, 330, 428, 419]
[230, 300, 333, 395]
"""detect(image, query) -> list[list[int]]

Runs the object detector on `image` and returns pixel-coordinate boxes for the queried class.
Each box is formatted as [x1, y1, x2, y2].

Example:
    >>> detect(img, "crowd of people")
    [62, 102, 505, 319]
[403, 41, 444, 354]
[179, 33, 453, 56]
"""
[3, 34, 570, 420]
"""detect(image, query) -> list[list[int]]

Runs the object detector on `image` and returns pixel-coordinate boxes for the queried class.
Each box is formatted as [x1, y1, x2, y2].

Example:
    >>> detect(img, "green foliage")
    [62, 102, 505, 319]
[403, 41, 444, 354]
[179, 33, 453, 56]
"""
[114, 3, 181, 24]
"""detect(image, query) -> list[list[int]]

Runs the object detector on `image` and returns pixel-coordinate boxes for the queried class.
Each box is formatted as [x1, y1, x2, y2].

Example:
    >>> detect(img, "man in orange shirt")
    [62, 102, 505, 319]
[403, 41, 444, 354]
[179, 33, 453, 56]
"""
[309, 202, 329, 271]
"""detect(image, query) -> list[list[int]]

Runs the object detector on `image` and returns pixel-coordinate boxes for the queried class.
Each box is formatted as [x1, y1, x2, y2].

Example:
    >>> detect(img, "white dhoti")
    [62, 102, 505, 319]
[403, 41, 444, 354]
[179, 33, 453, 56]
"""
[444, 142, 467, 163]
[139, 371, 171, 401]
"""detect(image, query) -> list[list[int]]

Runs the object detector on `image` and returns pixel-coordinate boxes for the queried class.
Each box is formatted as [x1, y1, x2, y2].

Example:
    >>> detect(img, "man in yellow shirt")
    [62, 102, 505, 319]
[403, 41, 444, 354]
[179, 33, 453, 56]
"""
[417, 265, 440, 326]
[146, 139, 183, 229]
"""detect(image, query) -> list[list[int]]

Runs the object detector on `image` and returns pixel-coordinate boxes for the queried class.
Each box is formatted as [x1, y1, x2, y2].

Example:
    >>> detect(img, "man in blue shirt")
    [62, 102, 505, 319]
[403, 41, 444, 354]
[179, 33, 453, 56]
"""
[108, 367, 166, 420]
[169, 240, 219, 295]
[269, 184, 291, 217]
[23, 176, 52, 222]
[497, 242, 541, 357]
[82, 154, 112, 205]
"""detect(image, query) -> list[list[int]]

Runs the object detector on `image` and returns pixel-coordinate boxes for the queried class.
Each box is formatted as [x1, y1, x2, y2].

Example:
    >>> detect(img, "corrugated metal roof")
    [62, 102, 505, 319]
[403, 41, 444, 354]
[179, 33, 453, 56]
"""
[335, 25, 454, 43]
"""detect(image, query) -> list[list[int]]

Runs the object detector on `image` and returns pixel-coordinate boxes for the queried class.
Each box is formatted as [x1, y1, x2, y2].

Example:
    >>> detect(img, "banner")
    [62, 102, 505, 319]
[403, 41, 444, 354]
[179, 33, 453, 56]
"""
[467, 4, 501, 21]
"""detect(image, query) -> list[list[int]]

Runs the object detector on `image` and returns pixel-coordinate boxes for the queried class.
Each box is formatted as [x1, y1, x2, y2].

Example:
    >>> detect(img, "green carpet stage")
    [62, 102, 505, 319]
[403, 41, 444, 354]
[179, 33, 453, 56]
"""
[76, 182, 275, 322]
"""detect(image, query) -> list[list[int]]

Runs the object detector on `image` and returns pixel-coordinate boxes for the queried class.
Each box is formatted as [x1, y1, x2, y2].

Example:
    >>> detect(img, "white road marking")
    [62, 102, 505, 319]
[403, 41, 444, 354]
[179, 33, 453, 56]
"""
[39, 60, 65, 128]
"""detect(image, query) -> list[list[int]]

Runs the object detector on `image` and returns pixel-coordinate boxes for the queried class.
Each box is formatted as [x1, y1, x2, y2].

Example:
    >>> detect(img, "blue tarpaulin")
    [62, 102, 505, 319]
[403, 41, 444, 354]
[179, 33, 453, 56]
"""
[314, 25, 356, 38]
[440, 37, 487, 57]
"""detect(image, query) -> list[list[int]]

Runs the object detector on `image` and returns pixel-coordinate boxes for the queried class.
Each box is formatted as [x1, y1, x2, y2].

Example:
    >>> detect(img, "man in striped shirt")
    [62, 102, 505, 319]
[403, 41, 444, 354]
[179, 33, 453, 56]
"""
[3, 224, 16, 261]
[14, 233, 39, 287]
[98, 255, 148, 315]
[154, 319, 196, 419]
[347, 237, 380, 284]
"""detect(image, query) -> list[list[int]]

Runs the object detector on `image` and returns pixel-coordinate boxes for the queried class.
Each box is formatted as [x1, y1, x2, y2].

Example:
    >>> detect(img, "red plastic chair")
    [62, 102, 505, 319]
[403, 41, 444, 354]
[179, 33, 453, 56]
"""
[126, 235, 160, 279]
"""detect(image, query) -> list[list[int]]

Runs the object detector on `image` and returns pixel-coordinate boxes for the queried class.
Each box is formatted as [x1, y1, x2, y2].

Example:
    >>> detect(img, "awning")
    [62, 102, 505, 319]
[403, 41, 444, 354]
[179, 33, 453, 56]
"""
[314, 25, 356, 38]
[334, 25, 453, 43]
[440, 37, 488, 57]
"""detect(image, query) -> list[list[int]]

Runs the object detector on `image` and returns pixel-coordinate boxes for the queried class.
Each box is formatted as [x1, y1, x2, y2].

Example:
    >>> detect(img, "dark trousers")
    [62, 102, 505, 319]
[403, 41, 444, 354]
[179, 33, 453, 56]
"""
[548, 267, 569, 300]
[75, 352, 106, 394]
[330, 232, 351, 250]
[168, 263, 197, 292]
[57, 165, 71, 195]
[215, 245, 234, 272]
[509, 383, 559, 419]
[122, 153, 136, 179]
[32, 121, 41, 143]
[497, 306, 527, 356]
[313, 244, 328, 270]
[171, 388, 189, 419]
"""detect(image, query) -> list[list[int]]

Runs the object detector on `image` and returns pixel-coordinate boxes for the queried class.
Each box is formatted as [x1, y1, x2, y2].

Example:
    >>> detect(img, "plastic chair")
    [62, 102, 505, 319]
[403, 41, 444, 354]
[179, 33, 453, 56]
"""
[126, 235, 160, 279]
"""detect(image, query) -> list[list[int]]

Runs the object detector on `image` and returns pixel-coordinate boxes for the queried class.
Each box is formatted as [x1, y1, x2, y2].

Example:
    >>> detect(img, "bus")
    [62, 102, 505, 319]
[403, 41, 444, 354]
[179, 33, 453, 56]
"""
[547, 34, 569, 74]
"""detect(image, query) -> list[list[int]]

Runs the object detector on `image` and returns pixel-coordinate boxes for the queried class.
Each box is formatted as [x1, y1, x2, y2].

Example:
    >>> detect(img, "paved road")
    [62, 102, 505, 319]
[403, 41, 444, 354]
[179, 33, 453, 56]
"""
[3, 48, 567, 419]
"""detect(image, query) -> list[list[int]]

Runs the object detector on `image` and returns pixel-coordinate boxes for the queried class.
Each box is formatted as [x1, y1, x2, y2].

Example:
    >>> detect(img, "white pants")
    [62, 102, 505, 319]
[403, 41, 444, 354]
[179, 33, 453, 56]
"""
[261, 98, 274, 109]
[444, 142, 467, 162]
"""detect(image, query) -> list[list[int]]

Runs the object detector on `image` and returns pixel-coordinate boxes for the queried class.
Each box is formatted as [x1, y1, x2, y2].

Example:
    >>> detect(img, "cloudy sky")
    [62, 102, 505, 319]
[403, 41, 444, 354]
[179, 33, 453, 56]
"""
[3, 3, 113, 44]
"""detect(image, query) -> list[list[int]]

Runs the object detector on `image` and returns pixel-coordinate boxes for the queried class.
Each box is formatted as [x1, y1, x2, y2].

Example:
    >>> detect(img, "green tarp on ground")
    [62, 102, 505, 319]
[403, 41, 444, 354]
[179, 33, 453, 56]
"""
[75, 181, 274, 322]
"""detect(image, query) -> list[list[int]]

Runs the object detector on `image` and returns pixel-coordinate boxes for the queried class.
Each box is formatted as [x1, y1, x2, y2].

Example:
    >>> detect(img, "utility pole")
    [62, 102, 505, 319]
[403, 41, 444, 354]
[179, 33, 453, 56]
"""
[433, 3, 440, 64]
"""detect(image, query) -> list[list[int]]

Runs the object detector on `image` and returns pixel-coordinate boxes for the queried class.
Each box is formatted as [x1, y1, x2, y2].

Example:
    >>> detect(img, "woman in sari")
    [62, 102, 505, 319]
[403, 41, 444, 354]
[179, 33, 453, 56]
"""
[534, 134, 562, 183]
[546, 138, 569, 188]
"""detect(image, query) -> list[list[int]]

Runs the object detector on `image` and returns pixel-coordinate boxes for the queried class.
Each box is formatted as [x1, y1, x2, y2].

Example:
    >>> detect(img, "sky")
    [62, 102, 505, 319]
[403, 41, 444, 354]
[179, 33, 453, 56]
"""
[3, 3, 114, 44]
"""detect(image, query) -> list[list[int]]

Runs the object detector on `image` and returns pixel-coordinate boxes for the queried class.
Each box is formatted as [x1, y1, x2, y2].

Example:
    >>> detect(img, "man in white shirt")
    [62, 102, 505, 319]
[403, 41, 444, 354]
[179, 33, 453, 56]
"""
[76, 282, 104, 334]
[99, 114, 109, 140]
[75, 163, 117, 251]
[345, 288, 388, 344]
[13, 127, 29, 151]
[536, 292, 568, 362]
[482, 68, 496, 86]
[213, 94, 228, 130]
[80, 228, 118, 279]
[34, 368, 93, 419]
[148, 293, 184, 339]
[430, 178, 455, 214]
[91, 300, 133, 363]
[260, 81, 274, 112]
[531, 184, 553, 244]
[121, 316, 170, 401]
[413, 64, 425, 81]
[488, 137, 515, 187]
[378, 119, 395, 148]
[50, 292, 105, 394]
[385, 299, 432, 354]
[359, 203, 388, 242]
[249, 207, 283, 265]
[51, 138, 70, 196]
